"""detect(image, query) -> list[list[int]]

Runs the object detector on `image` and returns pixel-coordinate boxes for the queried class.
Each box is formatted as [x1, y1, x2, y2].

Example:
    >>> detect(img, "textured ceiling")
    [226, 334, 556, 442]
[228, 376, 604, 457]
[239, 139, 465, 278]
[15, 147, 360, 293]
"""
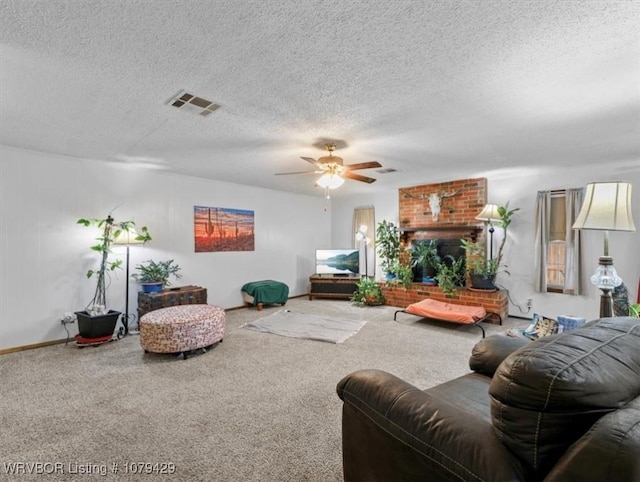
[1, 0, 639, 197]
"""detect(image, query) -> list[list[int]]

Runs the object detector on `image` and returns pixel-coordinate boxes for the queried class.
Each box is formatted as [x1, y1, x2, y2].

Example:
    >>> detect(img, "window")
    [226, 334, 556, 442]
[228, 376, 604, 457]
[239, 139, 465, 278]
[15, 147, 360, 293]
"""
[546, 193, 567, 291]
[534, 188, 584, 294]
[546, 240, 566, 290]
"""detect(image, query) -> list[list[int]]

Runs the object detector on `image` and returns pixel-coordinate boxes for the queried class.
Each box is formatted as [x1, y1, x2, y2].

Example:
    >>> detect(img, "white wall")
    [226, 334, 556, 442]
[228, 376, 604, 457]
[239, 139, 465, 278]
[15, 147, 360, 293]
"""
[2, 145, 637, 350]
[332, 165, 640, 321]
[0, 146, 331, 349]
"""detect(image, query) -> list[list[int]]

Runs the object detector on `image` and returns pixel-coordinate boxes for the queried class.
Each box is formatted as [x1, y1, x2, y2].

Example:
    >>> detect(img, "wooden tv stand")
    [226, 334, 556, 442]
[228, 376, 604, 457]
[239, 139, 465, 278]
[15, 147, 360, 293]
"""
[308, 275, 360, 300]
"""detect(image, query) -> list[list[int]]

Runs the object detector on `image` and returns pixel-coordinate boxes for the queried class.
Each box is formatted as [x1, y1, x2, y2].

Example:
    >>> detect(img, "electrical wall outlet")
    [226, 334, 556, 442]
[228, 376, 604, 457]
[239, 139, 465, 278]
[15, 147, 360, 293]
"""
[61, 312, 76, 324]
[526, 298, 533, 309]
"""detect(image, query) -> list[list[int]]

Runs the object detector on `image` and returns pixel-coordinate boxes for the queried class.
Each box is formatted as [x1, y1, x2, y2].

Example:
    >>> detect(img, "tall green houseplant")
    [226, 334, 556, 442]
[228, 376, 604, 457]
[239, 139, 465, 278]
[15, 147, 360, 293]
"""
[463, 202, 519, 289]
[77, 214, 151, 315]
[376, 220, 401, 277]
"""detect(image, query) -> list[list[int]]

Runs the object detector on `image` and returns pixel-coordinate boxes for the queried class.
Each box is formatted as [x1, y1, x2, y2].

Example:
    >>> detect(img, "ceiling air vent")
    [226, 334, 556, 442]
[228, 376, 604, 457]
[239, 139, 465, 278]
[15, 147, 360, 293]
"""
[167, 90, 220, 117]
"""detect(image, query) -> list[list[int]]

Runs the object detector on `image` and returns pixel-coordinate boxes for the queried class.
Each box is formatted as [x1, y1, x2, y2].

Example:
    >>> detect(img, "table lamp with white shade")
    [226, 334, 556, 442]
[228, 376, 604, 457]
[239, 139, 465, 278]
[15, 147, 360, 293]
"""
[572, 181, 635, 317]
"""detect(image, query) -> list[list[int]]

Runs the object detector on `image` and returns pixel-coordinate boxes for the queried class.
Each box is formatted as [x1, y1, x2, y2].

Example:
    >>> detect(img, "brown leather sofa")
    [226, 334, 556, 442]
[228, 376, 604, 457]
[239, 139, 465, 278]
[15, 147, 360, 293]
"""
[337, 317, 640, 481]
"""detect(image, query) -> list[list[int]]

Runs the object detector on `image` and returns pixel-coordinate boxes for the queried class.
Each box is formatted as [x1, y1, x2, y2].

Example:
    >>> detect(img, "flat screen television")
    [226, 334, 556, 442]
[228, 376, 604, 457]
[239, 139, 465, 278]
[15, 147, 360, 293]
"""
[315, 249, 359, 275]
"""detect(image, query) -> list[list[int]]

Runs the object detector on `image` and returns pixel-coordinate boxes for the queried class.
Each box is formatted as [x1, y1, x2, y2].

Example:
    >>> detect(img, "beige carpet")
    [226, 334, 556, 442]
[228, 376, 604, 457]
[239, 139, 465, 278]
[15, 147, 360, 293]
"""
[0, 298, 526, 481]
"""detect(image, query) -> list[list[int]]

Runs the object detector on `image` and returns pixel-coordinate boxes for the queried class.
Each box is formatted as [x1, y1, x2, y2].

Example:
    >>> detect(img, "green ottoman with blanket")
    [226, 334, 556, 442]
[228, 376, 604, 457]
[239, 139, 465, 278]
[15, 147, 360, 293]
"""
[241, 280, 289, 311]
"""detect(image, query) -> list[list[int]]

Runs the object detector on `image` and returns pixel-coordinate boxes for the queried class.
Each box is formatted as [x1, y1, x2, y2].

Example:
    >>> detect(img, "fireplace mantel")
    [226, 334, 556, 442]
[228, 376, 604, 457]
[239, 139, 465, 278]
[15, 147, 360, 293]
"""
[399, 225, 484, 243]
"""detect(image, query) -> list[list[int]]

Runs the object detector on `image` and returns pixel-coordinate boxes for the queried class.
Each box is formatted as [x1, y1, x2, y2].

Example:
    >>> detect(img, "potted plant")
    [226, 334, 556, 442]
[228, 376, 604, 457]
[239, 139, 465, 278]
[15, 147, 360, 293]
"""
[461, 239, 499, 290]
[434, 255, 466, 295]
[76, 215, 151, 338]
[351, 277, 386, 306]
[133, 259, 182, 293]
[463, 203, 519, 290]
[376, 220, 401, 278]
[385, 260, 414, 290]
[411, 239, 440, 283]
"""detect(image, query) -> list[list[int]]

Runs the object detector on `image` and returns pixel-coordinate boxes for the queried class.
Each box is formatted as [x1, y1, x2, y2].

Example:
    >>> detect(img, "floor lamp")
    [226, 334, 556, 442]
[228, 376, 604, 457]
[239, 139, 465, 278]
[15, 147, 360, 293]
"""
[113, 228, 145, 335]
[572, 181, 636, 318]
[475, 204, 502, 261]
[355, 225, 369, 278]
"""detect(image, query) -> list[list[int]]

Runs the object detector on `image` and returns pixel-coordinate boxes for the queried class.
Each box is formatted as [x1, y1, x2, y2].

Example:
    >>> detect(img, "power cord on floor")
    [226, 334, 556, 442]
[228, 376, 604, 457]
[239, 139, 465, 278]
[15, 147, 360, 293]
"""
[496, 284, 532, 317]
[60, 312, 76, 345]
[62, 320, 71, 344]
[124, 312, 141, 335]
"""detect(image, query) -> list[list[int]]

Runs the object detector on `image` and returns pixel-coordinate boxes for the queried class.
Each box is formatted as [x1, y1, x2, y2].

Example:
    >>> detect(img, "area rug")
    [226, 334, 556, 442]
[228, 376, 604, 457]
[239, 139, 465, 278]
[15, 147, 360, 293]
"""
[242, 309, 367, 343]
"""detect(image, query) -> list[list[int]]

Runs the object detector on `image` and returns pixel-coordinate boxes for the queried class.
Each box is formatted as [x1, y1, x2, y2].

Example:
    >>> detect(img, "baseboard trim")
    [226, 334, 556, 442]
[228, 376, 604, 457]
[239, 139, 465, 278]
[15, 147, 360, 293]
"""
[508, 314, 533, 320]
[0, 338, 70, 355]
[1, 294, 310, 354]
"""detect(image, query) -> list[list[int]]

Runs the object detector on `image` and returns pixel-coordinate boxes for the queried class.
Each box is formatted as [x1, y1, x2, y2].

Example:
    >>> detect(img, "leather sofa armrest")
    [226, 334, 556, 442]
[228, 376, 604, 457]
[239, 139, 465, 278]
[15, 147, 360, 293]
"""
[543, 397, 640, 482]
[336, 369, 524, 482]
[469, 334, 529, 376]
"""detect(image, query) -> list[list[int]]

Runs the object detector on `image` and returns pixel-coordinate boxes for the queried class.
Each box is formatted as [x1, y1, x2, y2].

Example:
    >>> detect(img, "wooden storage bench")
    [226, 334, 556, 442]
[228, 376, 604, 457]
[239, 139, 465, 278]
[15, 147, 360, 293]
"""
[137, 285, 207, 318]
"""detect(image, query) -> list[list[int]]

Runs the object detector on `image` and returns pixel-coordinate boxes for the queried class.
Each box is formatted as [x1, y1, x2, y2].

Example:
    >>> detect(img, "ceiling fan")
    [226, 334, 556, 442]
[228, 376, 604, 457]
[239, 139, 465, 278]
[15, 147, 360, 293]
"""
[275, 143, 382, 189]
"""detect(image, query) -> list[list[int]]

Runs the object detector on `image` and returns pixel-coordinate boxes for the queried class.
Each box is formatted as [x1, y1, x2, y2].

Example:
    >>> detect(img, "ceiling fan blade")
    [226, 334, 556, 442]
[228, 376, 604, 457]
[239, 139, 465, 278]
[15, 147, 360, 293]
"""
[301, 156, 320, 166]
[344, 161, 382, 171]
[343, 171, 377, 184]
[274, 170, 321, 176]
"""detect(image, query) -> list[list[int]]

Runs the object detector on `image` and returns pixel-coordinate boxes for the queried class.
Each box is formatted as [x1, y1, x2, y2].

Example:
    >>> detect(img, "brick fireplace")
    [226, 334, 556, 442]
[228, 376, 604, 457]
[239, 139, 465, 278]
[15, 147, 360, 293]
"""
[381, 177, 508, 323]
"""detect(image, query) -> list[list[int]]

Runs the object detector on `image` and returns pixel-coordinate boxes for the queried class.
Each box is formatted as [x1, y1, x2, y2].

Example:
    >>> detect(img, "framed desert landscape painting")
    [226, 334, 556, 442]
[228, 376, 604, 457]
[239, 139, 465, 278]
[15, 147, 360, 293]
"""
[194, 206, 255, 252]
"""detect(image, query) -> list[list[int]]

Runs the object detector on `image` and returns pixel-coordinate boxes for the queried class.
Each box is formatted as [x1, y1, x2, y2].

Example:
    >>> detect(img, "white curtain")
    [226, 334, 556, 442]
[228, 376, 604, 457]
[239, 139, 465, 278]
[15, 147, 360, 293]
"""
[353, 207, 375, 277]
[563, 189, 583, 295]
[534, 192, 550, 292]
[534, 189, 583, 294]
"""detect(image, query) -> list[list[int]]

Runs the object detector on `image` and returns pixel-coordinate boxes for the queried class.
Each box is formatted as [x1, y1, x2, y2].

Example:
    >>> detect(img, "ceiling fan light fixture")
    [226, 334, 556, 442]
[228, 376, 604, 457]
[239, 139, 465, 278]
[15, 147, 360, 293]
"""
[316, 173, 345, 189]
[317, 155, 343, 166]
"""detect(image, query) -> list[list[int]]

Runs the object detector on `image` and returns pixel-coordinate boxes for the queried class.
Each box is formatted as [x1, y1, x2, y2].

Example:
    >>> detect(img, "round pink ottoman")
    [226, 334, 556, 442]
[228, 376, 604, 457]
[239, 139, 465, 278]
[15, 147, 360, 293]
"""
[140, 304, 226, 358]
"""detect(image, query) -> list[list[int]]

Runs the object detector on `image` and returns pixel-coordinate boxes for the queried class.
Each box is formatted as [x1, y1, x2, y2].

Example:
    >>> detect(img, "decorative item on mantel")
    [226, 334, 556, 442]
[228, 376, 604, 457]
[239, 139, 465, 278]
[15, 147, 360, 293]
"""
[75, 214, 151, 341]
[402, 189, 460, 221]
[572, 181, 635, 318]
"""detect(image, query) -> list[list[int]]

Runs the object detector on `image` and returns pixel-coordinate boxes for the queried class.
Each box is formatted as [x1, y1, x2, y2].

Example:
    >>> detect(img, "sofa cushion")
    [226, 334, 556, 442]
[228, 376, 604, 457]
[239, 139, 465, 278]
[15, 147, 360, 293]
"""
[469, 334, 530, 377]
[489, 317, 640, 478]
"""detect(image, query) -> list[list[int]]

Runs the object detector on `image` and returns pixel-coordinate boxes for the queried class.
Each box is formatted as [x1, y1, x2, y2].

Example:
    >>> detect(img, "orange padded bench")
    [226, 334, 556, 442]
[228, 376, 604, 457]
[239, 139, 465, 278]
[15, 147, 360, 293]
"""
[394, 298, 501, 338]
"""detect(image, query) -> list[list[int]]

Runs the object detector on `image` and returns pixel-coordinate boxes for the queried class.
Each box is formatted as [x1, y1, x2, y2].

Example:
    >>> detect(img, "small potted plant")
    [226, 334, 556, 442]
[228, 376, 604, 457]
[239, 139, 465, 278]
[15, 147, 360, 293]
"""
[463, 203, 519, 290]
[351, 277, 386, 306]
[76, 214, 151, 338]
[133, 259, 182, 293]
[411, 239, 440, 283]
[461, 239, 499, 290]
[434, 255, 466, 296]
[385, 260, 414, 290]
